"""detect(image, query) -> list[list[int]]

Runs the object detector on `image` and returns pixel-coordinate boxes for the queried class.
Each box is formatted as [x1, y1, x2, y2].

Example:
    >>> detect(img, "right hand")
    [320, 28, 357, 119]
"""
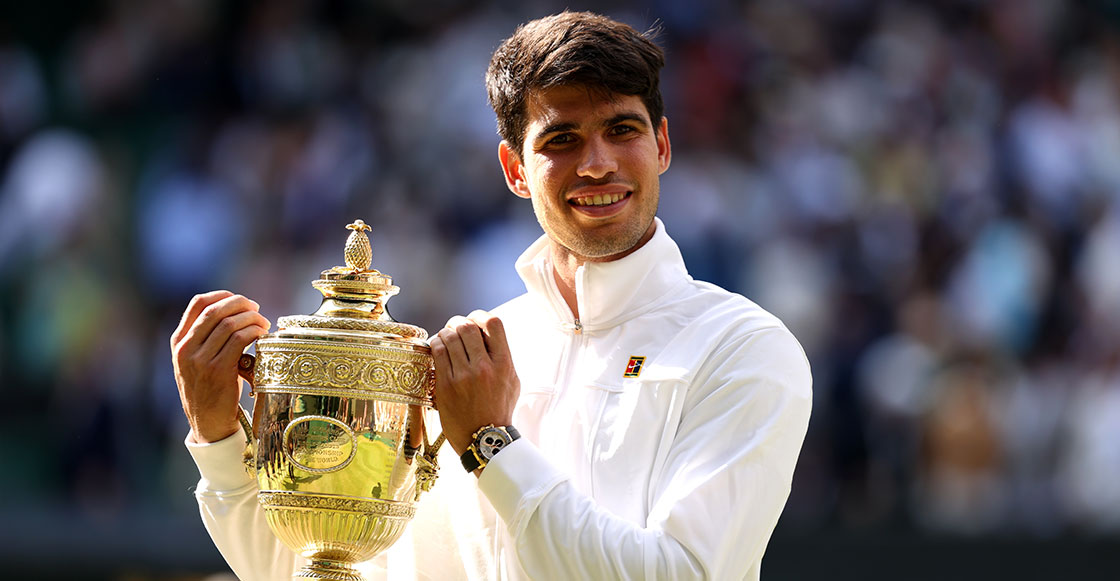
[171, 290, 271, 443]
[429, 311, 520, 459]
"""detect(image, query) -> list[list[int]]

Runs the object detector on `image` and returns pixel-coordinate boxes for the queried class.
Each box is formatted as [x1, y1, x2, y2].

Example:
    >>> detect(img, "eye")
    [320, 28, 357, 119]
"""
[609, 124, 637, 136]
[547, 133, 576, 146]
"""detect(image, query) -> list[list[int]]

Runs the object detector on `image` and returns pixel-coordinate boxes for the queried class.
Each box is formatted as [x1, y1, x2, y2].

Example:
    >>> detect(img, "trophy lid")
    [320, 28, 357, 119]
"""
[275, 219, 428, 341]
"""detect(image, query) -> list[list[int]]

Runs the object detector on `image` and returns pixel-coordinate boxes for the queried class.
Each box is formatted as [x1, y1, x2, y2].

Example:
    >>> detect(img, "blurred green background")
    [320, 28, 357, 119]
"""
[1, 0, 1119, 578]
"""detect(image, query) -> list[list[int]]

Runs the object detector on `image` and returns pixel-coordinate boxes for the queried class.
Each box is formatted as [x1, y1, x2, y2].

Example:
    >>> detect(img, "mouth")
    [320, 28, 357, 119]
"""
[569, 191, 631, 208]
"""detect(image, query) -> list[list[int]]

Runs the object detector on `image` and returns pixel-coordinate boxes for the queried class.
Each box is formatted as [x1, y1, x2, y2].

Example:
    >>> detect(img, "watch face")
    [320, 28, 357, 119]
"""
[476, 427, 512, 460]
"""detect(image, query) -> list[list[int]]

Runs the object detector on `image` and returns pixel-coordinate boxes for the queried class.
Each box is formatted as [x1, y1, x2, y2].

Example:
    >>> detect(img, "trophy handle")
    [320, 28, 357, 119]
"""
[236, 353, 263, 432]
[236, 353, 261, 475]
[425, 430, 446, 464]
[237, 353, 257, 396]
[412, 408, 445, 497]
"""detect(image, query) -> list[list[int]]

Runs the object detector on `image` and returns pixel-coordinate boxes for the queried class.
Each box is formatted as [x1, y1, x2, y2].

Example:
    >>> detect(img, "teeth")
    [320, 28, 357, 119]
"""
[574, 193, 625, 206]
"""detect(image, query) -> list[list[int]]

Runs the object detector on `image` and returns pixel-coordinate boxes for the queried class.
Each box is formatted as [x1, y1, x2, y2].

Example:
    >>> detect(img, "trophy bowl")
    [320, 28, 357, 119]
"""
[236, 220, 442, 581]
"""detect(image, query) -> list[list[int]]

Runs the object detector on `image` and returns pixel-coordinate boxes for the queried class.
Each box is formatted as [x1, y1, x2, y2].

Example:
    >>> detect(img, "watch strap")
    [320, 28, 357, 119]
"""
[460, 446, 483, 473]
[460, 425, 520, 472]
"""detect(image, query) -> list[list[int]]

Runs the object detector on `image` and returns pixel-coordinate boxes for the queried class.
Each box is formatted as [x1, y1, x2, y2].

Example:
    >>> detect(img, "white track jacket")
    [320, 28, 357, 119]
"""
[187, 218, 812, 580]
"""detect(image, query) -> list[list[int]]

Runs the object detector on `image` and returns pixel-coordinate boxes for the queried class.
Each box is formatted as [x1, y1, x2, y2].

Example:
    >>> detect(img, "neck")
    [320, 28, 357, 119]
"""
[550, 248, 582, 320]
[547, 222, 658, 321]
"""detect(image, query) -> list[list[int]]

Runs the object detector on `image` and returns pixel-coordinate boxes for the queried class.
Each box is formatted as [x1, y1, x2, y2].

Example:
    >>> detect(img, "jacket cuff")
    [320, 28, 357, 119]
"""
[477, 438, 566, 533]
[185, 426, 256, 493]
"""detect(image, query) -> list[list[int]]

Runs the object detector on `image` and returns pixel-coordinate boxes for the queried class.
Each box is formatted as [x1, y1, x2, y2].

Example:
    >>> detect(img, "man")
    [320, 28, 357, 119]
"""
[173, 11, 811, 580]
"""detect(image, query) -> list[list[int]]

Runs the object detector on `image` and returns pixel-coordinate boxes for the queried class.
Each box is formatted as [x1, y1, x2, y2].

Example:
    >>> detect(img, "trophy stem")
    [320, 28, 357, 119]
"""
[295, 559, 364, 581]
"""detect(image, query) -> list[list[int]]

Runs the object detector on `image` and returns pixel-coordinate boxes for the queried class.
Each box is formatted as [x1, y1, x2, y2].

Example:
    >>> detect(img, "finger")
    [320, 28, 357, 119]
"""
[430, 335, 453, 391]
[196, 310, 271, 362]
[449, 316, 488, 363]
[471, 312, 511, 361]
[436, 327, 471, 379]
[172, 290, 234, 346]
[180, 295, 261, 352]
[464, 310, 492, 352]
[213, 322, 270, 370]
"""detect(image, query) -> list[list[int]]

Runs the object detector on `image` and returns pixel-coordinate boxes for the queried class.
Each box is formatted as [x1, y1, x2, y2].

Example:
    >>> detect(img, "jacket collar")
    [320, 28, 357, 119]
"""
[514, 217, 690, 331]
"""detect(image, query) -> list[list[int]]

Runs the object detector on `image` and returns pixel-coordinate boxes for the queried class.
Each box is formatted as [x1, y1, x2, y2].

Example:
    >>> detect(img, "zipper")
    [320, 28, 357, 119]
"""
[547, 317, 584, 415]
[544, 260, 584, 414]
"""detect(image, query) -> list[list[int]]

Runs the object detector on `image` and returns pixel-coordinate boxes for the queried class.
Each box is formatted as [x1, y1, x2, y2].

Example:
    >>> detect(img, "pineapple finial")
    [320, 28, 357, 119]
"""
[344, 219, 373, 271]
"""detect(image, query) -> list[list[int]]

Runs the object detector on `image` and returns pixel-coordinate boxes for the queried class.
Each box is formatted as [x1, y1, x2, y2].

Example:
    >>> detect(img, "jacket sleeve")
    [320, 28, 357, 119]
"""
[477, 326, 813, 579]
[186, 426, 299, 581]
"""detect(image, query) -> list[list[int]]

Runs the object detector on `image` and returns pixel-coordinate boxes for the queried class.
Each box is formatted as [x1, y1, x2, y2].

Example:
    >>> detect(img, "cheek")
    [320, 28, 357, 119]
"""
[636, 144, 662, 173]
[529, 194, 559, 230]
[527, 155, 564, 185]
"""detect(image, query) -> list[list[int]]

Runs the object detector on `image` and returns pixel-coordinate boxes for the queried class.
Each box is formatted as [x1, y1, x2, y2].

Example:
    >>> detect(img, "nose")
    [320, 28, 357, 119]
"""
[576, 136, 617, 179]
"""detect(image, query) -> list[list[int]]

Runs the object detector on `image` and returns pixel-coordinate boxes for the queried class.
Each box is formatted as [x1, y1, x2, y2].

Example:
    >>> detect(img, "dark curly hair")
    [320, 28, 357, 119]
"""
[485, 11, 666, 157]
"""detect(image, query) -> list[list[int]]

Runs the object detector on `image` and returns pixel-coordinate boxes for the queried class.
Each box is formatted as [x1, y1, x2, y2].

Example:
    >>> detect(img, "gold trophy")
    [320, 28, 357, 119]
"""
[235, 219, 443, 581]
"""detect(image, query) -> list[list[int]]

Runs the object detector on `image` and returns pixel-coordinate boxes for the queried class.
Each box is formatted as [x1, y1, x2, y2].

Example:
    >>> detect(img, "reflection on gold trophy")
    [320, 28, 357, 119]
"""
[235, 220, 443, 581]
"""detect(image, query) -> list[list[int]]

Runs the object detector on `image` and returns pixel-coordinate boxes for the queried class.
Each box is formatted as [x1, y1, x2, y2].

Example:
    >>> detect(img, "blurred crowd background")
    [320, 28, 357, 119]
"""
[1, 0, 1119, 578]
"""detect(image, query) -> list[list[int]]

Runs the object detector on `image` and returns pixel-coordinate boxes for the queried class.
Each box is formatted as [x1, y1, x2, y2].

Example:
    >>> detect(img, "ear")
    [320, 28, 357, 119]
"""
[656, 116, 672, 175]
[499, 141, 532, 199]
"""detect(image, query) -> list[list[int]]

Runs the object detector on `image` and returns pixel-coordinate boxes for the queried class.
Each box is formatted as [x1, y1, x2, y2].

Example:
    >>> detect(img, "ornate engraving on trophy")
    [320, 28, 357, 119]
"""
[283, 415, 358, 473]
[255, 347, 432, 401]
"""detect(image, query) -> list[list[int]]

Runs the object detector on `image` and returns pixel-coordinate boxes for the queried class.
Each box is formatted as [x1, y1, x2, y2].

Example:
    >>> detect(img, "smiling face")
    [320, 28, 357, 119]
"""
[499, 85, 671, 263]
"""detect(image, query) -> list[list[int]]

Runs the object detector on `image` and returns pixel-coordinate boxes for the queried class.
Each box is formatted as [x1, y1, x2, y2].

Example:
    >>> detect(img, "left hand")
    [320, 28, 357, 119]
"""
[430, 310, 520, 456]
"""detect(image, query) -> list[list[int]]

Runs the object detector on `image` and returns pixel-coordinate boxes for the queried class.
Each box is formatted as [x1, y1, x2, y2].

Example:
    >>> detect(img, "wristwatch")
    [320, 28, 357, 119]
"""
[461, 424, 520, 472]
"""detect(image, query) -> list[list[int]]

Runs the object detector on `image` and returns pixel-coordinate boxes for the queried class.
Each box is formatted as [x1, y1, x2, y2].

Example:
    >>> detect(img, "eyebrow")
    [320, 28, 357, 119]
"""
[534, 122, 578, 141]
[533, 112, 650, 142]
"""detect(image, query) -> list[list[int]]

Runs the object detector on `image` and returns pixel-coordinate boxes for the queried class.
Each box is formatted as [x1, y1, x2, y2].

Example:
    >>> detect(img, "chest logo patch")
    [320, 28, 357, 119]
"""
[624, 356, 646, 378]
